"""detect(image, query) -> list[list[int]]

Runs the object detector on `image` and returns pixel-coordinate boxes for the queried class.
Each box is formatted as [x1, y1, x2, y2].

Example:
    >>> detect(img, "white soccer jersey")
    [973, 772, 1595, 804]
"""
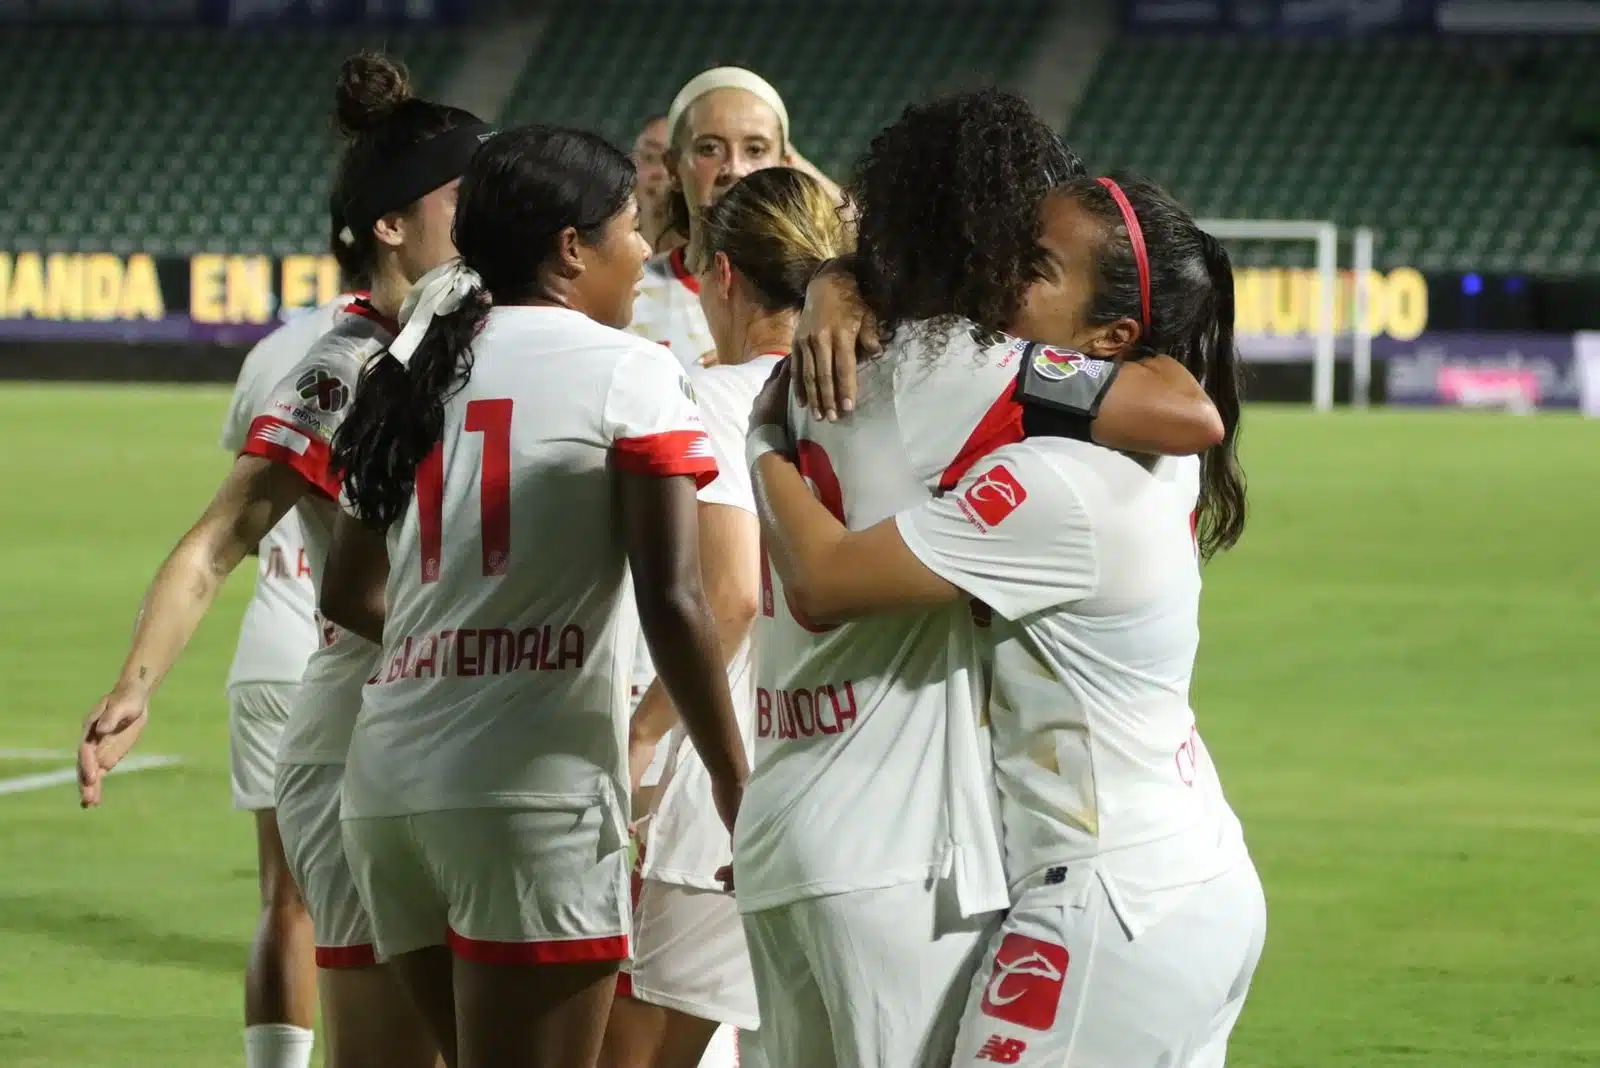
[732, 321, 1031, 916]
[238, 300, 397, 765]
[220, 300, 348, 687]
[340, 307, 718, 823]
[639, 352, 779, 891]
[896, 439, 1246, 937]
[629, 248, 716, 372]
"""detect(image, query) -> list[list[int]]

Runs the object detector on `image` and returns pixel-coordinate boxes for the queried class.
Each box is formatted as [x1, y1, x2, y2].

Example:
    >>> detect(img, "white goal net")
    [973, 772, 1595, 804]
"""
[1198, 219, 1377, 412]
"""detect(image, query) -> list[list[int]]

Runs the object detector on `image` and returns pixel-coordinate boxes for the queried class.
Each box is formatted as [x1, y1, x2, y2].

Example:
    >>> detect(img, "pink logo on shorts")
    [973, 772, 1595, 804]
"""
[980, 933, 1068, 1031]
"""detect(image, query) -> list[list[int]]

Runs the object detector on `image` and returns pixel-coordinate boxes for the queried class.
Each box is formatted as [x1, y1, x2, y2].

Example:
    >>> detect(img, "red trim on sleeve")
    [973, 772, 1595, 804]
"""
[447, 928, 630, 965]
[613, 430, 719, 489]
[239, 415, 342, 499]
[668, 248, 700, 294]
[938, 382, 1027, 492]
[616, 971, 636, 998]
[314, 943, 378, 969]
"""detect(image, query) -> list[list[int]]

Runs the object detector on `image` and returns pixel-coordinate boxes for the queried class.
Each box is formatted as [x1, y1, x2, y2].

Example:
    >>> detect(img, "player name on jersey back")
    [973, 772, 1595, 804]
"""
[734, 321, 1026, 914]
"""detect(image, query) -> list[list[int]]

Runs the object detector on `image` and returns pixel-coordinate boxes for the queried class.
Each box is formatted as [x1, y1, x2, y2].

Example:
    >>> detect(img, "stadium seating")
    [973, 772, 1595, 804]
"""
[500, 0, 1053, 183]
[1066, 35, 1600, 274]
[0, 26, 461, 257]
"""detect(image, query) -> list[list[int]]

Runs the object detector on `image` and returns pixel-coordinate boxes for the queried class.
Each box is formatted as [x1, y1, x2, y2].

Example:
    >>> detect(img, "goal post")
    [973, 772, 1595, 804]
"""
[1195, 219, 1376, 412]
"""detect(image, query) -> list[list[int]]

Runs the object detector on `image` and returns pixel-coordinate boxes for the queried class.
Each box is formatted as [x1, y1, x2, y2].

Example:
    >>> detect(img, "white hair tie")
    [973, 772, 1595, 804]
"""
[388, 259, 483, 367]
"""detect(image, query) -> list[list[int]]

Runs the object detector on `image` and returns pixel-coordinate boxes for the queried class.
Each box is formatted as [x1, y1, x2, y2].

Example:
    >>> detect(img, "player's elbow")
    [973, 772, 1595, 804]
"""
[636, 579, 709, 636]
[786, 575, 855, 626]
[1187, 403, 1227, 452]
[318, 582, 379, 645]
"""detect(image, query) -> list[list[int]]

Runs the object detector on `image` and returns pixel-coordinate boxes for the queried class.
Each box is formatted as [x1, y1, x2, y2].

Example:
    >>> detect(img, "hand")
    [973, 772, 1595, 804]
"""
[715, 862, 735, 893]
[77, 685, 150, 807]
[749, 359, 793, 434]
[698, 347, 719, 368]
[710, 771, 744, 838]
[793, 263, 879, 421]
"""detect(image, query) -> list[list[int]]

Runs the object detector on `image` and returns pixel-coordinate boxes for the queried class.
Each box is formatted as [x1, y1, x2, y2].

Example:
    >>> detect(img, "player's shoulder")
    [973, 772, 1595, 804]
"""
[237, 299, 348, 385]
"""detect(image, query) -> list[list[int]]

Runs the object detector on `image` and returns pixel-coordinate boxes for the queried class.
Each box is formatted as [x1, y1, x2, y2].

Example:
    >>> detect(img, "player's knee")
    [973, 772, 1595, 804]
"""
[261, 862, 308, 917]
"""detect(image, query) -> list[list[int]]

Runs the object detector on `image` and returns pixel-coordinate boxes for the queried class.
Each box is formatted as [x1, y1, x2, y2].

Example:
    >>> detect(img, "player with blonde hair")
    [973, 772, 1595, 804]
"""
[603, 166, 849, 1068]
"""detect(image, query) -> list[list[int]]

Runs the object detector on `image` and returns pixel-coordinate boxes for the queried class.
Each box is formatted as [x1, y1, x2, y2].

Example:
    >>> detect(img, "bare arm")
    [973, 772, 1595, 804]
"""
[753, 449, 959, 624]
[792, 265, 1223, 454]
[620, 472, 749, 832]
[78, 456, 309, 805]
[1092, 356, 1223, 455]
[118, 456, 307, 695]
[319, 511, 389, 645]
[629, 501, 761, 789]
[784, 144, 845, 206]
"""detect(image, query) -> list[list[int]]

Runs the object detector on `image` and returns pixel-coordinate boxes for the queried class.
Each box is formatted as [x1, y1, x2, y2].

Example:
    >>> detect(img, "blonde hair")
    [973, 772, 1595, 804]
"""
[694, 167, 851, 311]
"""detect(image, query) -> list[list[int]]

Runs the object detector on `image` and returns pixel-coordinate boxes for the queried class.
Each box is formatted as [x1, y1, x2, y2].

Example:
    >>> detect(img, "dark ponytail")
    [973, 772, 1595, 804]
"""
[1193, 230, 1246, 559]
[333, 292, 491, 529]
[1065, 172, 1247, 558]
[333, 124, 637, 531]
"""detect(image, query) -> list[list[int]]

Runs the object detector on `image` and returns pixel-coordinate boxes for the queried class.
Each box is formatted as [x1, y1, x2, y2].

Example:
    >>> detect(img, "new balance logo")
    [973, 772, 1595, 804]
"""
[975, 1035, 1028, 1064]
[251, 420, 310, 455]
[980, 933, 1069, 1030]
[685, 436, 714, 459]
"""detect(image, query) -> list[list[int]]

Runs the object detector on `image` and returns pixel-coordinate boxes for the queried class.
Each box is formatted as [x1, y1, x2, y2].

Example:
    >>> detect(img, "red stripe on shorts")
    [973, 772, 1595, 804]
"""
[315, 944, 378, 969]
[447, 929, 630, 966]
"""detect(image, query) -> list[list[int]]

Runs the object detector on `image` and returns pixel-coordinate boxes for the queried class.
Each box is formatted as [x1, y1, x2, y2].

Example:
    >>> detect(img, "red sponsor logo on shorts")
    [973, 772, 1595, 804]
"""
[960, 465, 1028, 529]
[975, 1035, 1029, 1064]
[980, 933, 1068, 1031]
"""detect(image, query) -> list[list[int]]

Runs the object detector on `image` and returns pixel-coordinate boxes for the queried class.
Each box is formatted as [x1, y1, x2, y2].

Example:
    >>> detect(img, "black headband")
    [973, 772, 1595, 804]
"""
[343, 122, 496, 239]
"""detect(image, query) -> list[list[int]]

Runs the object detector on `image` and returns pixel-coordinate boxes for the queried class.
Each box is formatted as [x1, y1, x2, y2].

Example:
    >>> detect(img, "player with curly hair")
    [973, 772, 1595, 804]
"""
[729, 88, 1226, 1068]
[748, 87, 1259, 1066]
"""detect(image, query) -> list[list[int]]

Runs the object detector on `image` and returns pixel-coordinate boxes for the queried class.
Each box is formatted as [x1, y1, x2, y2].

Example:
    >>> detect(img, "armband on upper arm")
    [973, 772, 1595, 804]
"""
[1013, 343, 1120, 441]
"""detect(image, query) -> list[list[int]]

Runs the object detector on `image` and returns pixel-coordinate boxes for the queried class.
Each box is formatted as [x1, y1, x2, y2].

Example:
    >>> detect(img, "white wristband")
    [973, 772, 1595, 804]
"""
[746, 423, 791, 470]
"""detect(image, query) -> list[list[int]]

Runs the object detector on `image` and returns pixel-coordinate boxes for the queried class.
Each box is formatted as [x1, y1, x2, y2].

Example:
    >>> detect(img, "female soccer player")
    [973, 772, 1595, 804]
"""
[603, 167, 850, 1068]
[630, 66, 841, 371]
[220, 294, 343, 1068]
[747, 173, 1262, 1068]
[329, 124, 748, 1068]
[624, 66, 840, 906]
[631, 114, 675, 253]
[728, 89, 1226, 1068]
[77, 51, 484, 1068]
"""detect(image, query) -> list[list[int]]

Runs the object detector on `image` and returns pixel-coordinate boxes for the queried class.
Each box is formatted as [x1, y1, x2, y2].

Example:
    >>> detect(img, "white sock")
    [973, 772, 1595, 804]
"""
[244, 1024, 315, 1068]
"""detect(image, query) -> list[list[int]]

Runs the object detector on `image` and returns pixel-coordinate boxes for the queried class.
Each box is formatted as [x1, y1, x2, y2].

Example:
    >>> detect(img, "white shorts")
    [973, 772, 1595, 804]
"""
[622, 878, 759, 1030]
[742, 879, 997, 1068]
[274, 761, 376, 967]
[951, 857, 1267, 1068]
[342, 805, 631, 963]
[229, 682, 296, 811]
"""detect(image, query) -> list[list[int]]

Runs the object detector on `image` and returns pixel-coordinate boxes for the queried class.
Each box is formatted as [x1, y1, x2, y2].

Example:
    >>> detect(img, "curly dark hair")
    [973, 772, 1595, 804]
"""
[849, 87, 1084, 339]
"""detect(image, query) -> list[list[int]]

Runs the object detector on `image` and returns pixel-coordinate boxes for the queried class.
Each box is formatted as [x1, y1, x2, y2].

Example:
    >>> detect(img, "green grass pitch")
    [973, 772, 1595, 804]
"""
[0, 385, 1595, 1067]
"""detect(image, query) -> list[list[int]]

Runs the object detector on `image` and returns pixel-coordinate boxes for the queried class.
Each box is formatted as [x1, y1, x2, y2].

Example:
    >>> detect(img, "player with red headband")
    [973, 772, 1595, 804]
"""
[729, 90, 1233, 1067]
[750, 168, 1263, 1068]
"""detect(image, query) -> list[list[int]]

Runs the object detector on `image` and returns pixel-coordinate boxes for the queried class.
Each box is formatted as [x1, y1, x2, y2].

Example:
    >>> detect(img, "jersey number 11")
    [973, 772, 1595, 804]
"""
[415, 398, 513, 584]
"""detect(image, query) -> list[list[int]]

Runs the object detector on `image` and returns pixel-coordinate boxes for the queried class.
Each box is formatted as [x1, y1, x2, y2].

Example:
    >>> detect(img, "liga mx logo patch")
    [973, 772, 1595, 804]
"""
[296, 368, 349, 413]
[1032, 346, 1088, 382]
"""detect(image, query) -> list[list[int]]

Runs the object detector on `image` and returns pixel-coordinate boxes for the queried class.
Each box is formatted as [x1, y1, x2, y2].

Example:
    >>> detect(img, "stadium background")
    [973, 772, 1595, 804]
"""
[1, 1, 1595, 1066]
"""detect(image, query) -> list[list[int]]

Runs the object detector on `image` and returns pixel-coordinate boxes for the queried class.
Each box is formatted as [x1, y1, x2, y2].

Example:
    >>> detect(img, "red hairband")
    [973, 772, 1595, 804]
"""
[1096, 177, 1150, 336]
